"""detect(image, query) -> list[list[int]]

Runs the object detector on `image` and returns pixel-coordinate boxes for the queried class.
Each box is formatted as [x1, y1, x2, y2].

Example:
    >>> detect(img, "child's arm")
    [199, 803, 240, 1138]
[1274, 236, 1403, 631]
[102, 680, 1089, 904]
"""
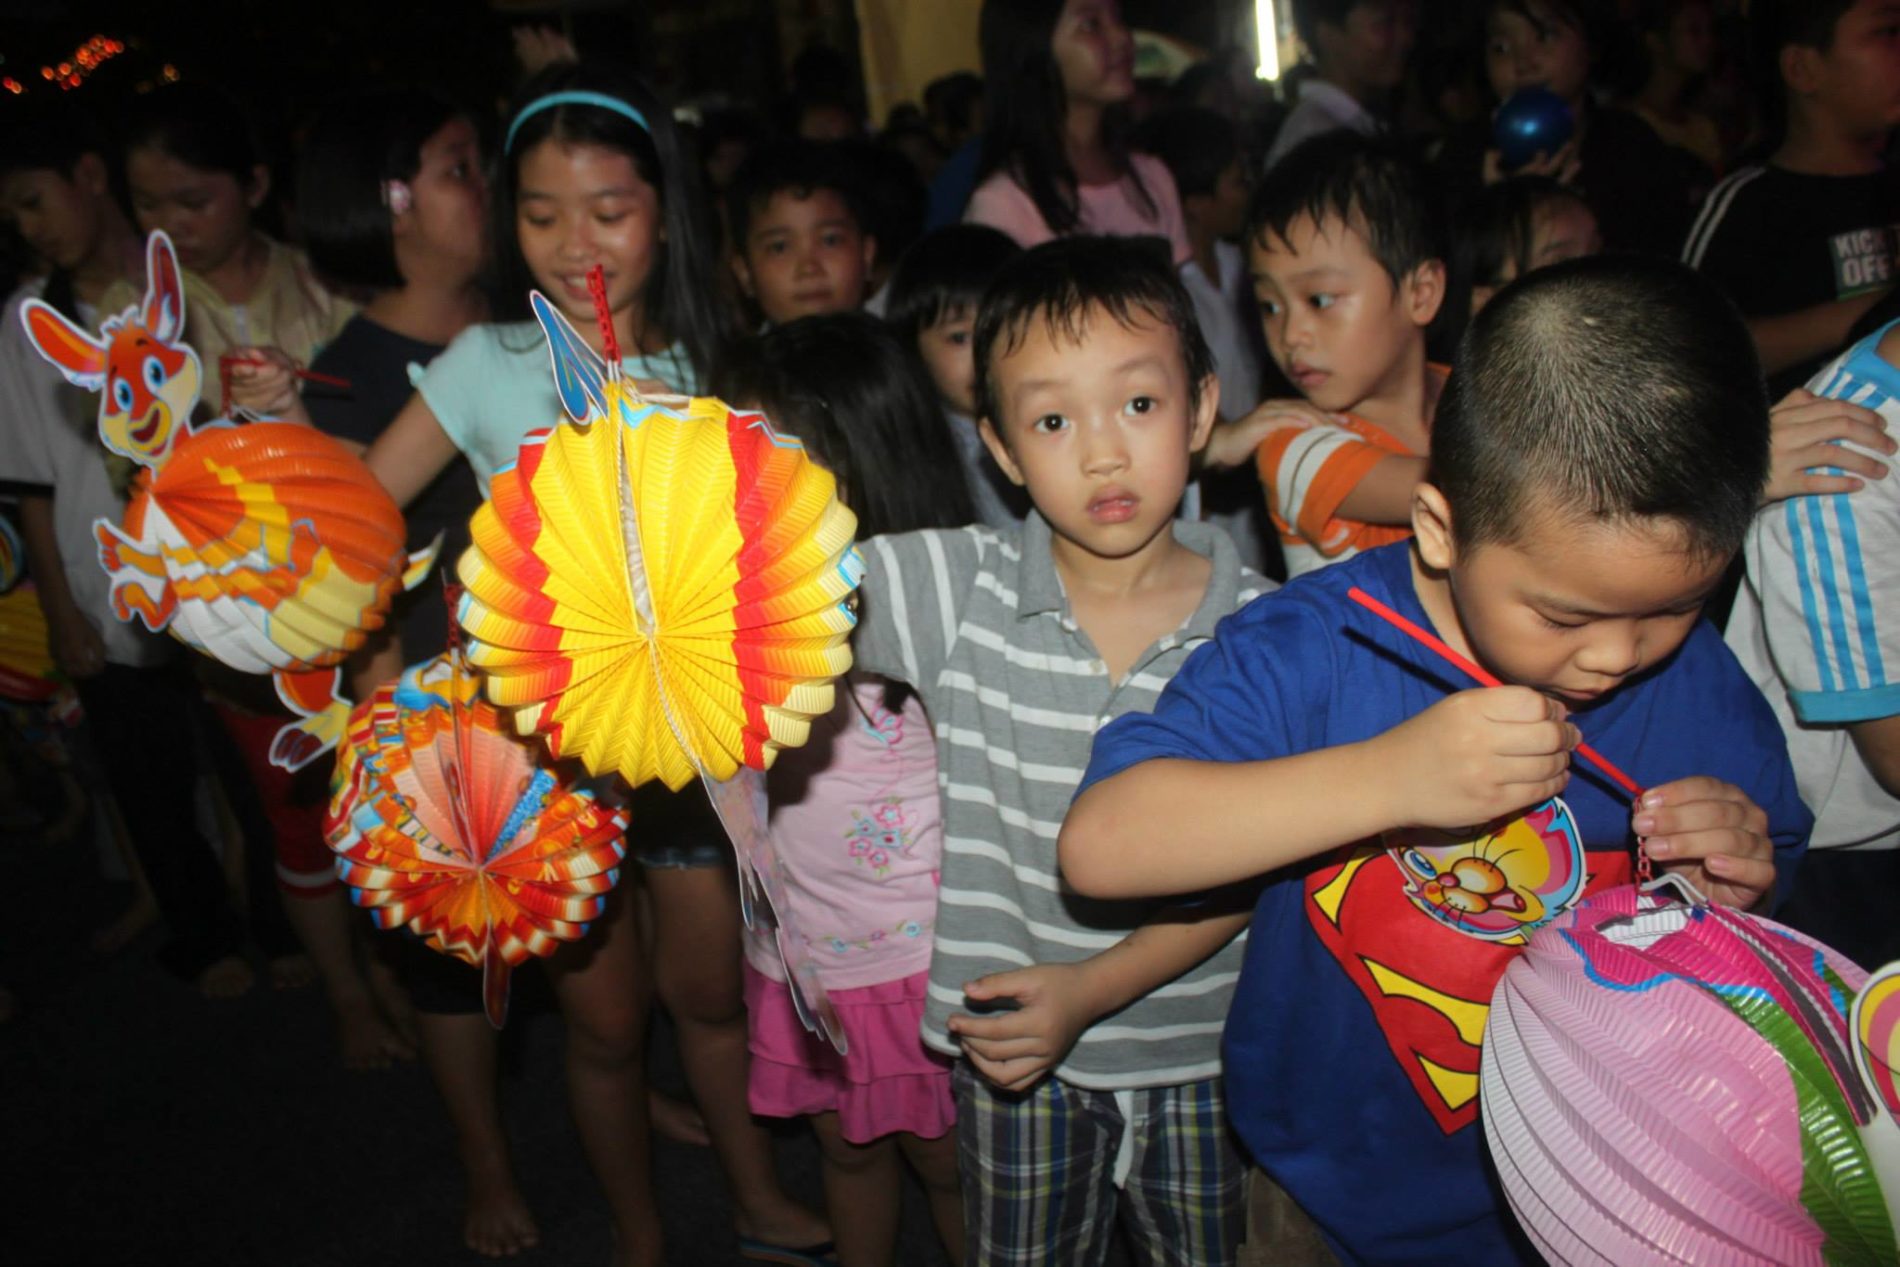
[1061, 685, 1576, 899]
[1762, 387, 1891, 504]
[1201, 397, 1334, 469]
[1333, 454, 1430, 525]
[1255, 422, 1424, 549]
[948, 899, 1253, 1093]
[1849, 718, 1900, 799]
[1748, 290, 1891, 378]
[19, 493, 105, 680]
[363, 393, 462, 509]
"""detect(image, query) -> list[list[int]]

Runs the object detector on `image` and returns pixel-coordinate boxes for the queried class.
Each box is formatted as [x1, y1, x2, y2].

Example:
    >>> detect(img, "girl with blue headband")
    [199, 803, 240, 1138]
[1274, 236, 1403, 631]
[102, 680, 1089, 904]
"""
[358, 61, 831, 1267]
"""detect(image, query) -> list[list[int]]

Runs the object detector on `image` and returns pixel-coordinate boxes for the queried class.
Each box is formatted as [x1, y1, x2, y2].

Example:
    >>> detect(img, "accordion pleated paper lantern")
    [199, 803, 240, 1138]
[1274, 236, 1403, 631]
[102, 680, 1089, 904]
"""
[456, 297, 861, 792]
[326, 651, 628, 1026]
[17, 232, 436, 770]
[0, 585, 60, 705]
[454, 289, 863, 1049]
[1482, 880, 1900, 1266]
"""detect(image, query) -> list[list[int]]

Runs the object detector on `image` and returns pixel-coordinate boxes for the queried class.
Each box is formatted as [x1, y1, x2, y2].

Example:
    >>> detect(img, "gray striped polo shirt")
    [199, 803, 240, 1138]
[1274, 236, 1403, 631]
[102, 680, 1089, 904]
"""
[854, 513, 1273, 1090]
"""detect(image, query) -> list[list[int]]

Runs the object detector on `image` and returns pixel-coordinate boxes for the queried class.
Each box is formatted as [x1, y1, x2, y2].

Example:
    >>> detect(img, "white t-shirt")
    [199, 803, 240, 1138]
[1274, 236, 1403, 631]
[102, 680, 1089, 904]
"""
[1728, 321, 1900, 852]
[1264, 78, 1380, 170]
[0, 283, 168, 667]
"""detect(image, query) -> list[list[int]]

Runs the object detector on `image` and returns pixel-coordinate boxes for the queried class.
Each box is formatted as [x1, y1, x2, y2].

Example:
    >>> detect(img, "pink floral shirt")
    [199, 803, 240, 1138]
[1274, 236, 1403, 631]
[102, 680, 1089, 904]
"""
[746, 675, 944, 991]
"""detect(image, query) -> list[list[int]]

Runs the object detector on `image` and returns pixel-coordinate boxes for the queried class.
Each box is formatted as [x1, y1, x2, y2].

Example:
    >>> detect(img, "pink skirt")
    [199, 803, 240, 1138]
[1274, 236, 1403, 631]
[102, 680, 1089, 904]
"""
[743, 962, 955, 1145]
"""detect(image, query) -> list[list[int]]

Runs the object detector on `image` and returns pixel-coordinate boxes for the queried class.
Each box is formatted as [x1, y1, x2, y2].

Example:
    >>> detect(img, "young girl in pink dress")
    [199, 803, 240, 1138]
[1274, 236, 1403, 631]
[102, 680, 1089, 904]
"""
[719, 312, 976, 1267]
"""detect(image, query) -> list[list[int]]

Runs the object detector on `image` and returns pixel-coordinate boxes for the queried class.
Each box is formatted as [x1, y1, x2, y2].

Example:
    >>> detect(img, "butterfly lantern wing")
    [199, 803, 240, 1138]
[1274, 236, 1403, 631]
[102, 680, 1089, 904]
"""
[324, 652, 628, 1026]
[455, 292, 862, 1050]
[1481, 881, 1899, 1266]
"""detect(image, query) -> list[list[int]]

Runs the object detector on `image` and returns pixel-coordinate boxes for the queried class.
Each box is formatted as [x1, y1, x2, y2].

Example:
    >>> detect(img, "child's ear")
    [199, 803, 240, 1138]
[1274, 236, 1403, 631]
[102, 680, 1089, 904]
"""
[1403, 260, 1448, 329]
[1187, 373, 1220, 454]
[730, 252, 756, 299]
[860, 233, 877, 276]
[1411, 482, 1457, 572]
[1780, 44, 1821, 98]
[977, 416, 1027, 487]
[246, 165, 271, 211]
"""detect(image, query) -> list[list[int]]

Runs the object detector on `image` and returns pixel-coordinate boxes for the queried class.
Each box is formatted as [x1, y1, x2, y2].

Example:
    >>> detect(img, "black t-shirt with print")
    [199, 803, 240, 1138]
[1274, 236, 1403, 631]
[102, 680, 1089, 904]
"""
[305, 314, 482, 662]
[1685, 164, 1900, 396]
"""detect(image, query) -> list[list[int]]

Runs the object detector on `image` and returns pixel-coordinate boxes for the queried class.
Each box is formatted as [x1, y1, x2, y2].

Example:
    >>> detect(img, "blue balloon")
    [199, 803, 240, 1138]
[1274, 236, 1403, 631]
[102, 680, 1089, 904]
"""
[1493, 87, 1575, 170]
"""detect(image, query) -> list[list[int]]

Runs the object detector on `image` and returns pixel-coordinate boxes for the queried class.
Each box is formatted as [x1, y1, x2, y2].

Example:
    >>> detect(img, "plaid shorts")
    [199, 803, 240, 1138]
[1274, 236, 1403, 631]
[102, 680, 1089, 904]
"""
[953, 1062, 1243, 1266]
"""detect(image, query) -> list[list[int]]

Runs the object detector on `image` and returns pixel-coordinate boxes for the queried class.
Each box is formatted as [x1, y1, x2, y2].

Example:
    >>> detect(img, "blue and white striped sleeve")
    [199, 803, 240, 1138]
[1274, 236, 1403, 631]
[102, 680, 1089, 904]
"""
[1755, 328, 1900, 725]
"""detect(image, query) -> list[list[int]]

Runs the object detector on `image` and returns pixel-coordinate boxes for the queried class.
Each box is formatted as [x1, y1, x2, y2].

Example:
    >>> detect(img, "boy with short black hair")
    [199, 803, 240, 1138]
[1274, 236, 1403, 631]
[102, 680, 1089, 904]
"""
[854, 235, 1272, 1264]
[1265, 0, 1414, 169]
[1062, 255, 1811, 1264]
[1246, 132, 1448, 577]
[1683, 0, 1900, 397]
[727, 139, 876, 325]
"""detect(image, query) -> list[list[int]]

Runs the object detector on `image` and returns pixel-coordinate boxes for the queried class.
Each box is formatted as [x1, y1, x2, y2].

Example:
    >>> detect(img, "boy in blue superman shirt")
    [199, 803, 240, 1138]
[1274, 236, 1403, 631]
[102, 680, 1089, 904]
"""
[1059, 256, 1811, 1265]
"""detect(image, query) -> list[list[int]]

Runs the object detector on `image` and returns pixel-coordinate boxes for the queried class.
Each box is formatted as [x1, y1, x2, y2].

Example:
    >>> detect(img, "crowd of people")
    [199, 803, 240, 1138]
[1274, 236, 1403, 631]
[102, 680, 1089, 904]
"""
[2, 0, 1897, 1263]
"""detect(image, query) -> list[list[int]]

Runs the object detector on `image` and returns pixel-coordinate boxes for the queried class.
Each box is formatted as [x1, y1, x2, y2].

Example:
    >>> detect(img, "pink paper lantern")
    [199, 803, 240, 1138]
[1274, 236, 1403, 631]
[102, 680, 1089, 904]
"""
[1482, 882, 1900, 1266]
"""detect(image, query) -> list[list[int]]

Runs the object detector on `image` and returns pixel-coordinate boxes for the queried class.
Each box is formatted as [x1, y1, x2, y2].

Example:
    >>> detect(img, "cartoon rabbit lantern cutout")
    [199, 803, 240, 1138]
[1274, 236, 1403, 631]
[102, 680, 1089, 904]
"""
[18, 232, 436, 770]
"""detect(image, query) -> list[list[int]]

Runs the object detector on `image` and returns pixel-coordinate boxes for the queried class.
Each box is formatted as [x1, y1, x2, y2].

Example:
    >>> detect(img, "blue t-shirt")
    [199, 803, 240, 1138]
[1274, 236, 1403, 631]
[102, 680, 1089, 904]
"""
[417, 322, 700, 493]
[1078, 542, 1810, 1266]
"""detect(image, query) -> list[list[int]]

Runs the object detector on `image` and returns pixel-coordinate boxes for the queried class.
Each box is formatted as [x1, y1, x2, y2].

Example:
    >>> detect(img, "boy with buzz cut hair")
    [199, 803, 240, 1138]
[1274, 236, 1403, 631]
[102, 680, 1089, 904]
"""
[1683, 0, 1900, 399]
[1247, 131, 1448, 578]
[1265, 0, 1414, 169]
[1062, 256, 1810, 1265]
[851, 235, 1273, 1265]
[727, 139, 877, 325]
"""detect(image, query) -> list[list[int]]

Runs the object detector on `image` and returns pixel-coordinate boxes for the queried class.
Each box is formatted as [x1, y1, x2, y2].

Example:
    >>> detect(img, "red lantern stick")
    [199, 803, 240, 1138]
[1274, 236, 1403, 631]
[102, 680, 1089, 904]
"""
[217, 352, 351, 416]
[1346, 586, 1646, 802]
[586, 265, 619, 374]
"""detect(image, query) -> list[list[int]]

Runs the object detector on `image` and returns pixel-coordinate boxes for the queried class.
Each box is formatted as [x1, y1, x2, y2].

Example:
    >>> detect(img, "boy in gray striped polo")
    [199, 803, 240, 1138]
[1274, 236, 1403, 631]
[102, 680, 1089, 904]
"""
[850, 236, 1272, 1265]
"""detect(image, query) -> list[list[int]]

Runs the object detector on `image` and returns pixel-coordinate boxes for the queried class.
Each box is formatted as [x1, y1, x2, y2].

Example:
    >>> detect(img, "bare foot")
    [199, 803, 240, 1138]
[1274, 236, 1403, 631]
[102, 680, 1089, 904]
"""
[366, 956, 420, 1050]
[647, 1088, 710, 1147]
[733, 1200, 832, 1258]
[464, 1167, 539, 1257]
[198, 954, 255, 1000]
[269, 953, 317, 990]
[90, 893, 158, 956]
[337, 997, 416, 1070]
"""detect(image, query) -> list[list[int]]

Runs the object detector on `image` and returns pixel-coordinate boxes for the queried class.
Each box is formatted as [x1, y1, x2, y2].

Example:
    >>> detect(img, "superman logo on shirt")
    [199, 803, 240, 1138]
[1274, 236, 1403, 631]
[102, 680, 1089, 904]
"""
[1305, 804, 1628, 1135]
